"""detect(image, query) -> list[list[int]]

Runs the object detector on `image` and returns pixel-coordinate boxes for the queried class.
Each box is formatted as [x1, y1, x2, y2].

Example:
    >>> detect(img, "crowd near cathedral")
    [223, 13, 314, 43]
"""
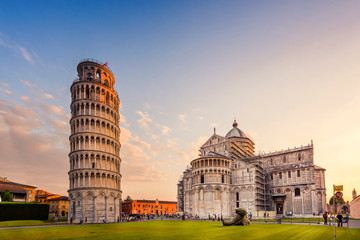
[177, 121, 327, 218]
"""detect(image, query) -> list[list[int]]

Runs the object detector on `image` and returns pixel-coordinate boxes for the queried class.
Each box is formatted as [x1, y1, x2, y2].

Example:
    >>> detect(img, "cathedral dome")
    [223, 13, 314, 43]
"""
[225, 120, 247, 138]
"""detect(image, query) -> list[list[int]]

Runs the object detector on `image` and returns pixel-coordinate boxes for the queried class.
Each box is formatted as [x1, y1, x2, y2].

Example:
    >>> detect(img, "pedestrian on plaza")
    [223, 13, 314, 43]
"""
[85, 217, 87, 224]
[323, 212, 328, 225]
[250, 212, 252, 220]
[80, 217, 83, 224]
[70, 217, 73, 224]
[337, 212, 343, 227]
[329, 214, 333, 226]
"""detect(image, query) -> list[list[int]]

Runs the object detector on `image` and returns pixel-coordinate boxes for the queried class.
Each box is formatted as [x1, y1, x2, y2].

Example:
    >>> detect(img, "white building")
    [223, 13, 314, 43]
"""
[68, 59, 122, 223]
[177, 120, 326, 218]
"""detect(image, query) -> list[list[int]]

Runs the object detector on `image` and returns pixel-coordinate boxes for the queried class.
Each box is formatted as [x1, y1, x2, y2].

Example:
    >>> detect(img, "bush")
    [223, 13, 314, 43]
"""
[0, 203, 49, 221]
[59, 217, 68, 222]
[1, 190, 13, 202]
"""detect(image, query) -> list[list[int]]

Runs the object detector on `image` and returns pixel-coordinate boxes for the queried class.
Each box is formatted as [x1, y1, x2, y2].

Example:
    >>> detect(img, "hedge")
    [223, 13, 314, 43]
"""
[0, 203, 49, 221]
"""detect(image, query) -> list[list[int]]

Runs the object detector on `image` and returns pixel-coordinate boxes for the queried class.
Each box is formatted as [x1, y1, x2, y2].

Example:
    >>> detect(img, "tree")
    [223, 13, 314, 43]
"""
[2, 190, 13, 202]
[125, 195, 132, 201]
[329, 196, 345, 205]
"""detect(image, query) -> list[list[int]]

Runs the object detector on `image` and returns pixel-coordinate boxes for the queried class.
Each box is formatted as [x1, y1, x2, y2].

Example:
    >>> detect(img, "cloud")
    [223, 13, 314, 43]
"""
[0, 98, 69, 195]
[18, 46, 34, 63]
[3, 89, 12, 96]
[151, 134, 159, 139]
[20, 96, 31, 103]
[1, 82, 9, 87]
[39, 90, 55, 99]
[198, 116, 204, 120]
[161, 125, 172, 135]
[120, 127, 166, 182]
[136, 111, 152, 130]
[20, 79, 36, 87]
[144, 103, 151, 109]
[178, 114, 187, 123]
[119, 113, 130, 127]
[0, 33, 35, 63]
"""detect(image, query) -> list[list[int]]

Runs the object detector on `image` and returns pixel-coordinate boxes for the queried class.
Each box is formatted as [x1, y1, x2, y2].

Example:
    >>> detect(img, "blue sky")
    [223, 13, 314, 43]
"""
[1, 0, 360, 201]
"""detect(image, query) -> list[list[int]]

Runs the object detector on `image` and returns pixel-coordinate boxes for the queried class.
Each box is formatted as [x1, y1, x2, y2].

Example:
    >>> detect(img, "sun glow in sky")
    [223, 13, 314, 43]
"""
[1, 0, 360, 203]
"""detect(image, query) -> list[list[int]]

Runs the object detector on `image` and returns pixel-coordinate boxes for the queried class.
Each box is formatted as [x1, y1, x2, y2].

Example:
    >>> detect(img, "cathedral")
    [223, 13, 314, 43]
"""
[177, 120, 326, 218]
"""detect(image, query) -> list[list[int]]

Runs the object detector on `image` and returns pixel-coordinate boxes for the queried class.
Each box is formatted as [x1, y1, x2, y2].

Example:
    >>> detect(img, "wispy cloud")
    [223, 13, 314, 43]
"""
[39, 89, 55, 99]
[144, 102, 151, 109]
[18, 46, 33, 63]
[1, 82, 9, 87]
[178, 114, 187, 123]
[136, 111, 152, 130]
[119, 113, 130, 127]
[20, 79, 36, 87]
[0, 32, 35, 63]
[161, 125, 172, 135]
[3, 89, 13, 96]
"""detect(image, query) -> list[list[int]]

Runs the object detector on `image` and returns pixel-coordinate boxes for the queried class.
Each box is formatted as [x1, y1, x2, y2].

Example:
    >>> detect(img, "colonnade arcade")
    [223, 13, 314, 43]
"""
[69, 171, 121, 190]
[69, 152, 120, 172]
[70, 117, 119, 139]
[187, 185, 232, 218]
[69, 191, 121, 223]
[69, 134, 120, 155]
[71, 101, 119, 125]
[71, 83, 119, 111]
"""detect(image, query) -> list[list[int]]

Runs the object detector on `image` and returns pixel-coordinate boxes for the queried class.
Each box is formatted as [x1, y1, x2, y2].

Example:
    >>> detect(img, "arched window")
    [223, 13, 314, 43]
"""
[201, 175, 204, 183]
[236, 192, 240, 208]
[221, 174, 224, 183]
[298, 153, 301, 161]
[270, 158, 273, 165]
[283, 155, 286, 163]
[295, 188, 301, 196]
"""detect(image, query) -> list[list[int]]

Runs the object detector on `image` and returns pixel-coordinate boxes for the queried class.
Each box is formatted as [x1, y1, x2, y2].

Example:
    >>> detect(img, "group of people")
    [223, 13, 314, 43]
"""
[323, 212, 349, 227]
[207, 214, 224, 221]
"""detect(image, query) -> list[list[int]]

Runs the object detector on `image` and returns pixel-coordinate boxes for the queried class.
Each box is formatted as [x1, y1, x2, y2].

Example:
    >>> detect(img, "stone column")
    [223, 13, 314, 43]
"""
[82, 196, 86, 220]
[302, 189, 305, 214]
[94, 195, 97, 223]
[292, 190, 295, 213]
[105, 196, 108, 221]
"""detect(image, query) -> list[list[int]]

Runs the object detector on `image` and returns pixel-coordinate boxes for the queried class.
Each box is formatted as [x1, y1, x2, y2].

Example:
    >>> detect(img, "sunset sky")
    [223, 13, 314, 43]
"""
[1, 0, 360, 203]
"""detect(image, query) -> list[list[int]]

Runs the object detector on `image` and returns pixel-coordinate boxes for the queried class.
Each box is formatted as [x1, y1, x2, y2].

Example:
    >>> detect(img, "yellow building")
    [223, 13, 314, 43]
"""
[48, 196, 69, 217]
[35, 189, 61, 204]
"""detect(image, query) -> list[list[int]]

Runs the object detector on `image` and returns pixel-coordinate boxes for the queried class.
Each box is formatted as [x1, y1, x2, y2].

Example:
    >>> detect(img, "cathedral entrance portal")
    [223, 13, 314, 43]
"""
[276, 203, 283, 215]
[272, 194, 286, 216]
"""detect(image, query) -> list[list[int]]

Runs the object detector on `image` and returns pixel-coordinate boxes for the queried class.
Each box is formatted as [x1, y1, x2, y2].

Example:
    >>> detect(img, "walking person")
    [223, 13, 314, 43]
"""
[337, 212, 343, 227]
[329, 214, 333, 226]
[250, 212, 252, 220]
[323, 212, 328, 225]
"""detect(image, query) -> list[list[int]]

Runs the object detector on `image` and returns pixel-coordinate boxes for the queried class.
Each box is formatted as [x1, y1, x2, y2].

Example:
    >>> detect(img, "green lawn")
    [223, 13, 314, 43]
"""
[0, 221, 359, 239]
[0, 220, 51, 228]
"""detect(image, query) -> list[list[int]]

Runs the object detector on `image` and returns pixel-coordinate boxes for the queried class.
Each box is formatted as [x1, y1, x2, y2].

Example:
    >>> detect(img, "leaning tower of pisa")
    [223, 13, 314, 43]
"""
[68, 59, 122, 223]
